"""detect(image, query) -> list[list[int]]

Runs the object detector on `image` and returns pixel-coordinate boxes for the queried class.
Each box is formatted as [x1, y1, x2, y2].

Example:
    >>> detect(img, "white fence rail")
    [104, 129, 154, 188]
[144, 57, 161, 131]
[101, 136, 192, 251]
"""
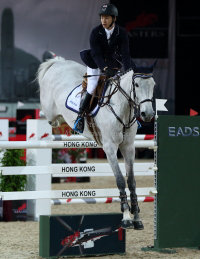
[0, 187, 157, 201]
[0, 162, 155, 177]
[0, 140, 155, 149]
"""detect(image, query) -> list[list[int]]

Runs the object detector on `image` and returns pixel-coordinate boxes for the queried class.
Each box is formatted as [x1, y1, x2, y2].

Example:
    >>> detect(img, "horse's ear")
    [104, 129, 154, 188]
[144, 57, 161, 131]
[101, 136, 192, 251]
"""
[131, 59, 137, 72]
[150, 59, 158, 72]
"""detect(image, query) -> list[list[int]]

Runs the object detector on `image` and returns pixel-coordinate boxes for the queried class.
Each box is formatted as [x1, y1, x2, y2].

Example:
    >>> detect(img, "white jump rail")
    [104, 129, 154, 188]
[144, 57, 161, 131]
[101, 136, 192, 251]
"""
[0, 162, 156, 177]
[0, 140, 155, 149]
[0, 187, 157, 201]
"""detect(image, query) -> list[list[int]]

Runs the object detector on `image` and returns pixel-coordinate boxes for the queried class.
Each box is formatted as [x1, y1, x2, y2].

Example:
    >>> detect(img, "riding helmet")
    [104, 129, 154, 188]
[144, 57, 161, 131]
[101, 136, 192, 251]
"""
[99, 3, 118, 17]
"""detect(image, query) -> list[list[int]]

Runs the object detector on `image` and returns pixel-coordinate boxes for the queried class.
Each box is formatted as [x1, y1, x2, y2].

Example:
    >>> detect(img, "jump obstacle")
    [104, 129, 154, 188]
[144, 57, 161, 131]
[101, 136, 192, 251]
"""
[0, 119, 156, 221]
[1, 116, 199, 252]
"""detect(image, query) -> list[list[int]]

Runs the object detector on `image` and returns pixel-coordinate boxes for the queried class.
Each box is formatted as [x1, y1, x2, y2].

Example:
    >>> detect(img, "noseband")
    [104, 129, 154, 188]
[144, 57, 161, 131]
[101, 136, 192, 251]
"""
[131, 73, 153, 117]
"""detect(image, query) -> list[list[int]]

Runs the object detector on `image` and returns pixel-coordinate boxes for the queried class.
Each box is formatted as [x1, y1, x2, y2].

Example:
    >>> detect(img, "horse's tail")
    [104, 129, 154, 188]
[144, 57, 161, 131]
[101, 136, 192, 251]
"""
[36, 52, 65, 128]
[36, 52, 65, 86]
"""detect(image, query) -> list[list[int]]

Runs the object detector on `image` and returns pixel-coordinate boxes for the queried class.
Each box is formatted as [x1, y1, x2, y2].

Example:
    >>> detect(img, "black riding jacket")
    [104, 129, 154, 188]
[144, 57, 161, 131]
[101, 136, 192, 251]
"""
[80, 24, 132, 71]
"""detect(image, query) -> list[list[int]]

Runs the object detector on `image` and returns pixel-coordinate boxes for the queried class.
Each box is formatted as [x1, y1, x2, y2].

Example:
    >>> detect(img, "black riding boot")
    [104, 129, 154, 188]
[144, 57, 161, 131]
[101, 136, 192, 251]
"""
[73, 92, 92, 133]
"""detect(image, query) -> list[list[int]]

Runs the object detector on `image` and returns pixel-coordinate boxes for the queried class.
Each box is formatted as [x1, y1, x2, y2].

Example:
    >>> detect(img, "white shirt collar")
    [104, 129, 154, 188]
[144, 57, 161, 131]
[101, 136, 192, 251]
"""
[105, 26, 115, 40]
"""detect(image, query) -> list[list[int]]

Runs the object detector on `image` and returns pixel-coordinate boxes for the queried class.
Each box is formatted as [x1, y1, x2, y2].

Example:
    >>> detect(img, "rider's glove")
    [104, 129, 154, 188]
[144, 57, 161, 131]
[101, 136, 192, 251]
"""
[104, 68, 118, 78]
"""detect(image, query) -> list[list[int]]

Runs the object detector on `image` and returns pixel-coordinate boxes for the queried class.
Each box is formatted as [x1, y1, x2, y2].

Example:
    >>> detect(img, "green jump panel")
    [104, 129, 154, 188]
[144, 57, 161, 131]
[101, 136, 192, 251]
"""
[154, 115, 200, 249]
[39, 213, 125, 258]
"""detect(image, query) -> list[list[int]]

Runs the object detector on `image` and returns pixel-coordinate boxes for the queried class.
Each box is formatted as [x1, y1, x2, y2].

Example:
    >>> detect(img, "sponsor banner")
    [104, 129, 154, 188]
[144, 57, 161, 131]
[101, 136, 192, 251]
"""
[40, 214, 125, 257]
[2, 200, 27, 221]
[12, 200, 27, 221]
[111, 0, 169, 58]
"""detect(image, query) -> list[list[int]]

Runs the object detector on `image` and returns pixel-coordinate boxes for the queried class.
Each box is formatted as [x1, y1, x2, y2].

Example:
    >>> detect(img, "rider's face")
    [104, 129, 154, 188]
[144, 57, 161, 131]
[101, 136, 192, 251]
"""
[101, 15, 115, 30]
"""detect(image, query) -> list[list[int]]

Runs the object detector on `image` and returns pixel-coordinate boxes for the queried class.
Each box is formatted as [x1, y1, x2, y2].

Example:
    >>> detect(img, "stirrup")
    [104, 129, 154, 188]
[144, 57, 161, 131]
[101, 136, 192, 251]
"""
[73, 117, 84, 133]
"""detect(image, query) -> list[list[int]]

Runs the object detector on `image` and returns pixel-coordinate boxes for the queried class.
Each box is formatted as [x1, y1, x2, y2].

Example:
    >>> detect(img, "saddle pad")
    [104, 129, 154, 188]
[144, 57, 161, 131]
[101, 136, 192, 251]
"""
[65, 84, 100, 117]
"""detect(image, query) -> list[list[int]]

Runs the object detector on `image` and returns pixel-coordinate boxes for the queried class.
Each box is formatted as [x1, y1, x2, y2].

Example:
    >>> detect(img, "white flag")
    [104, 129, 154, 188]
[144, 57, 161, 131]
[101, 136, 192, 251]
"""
[17, 101, 24, 108]
[156, 99, 168, 117]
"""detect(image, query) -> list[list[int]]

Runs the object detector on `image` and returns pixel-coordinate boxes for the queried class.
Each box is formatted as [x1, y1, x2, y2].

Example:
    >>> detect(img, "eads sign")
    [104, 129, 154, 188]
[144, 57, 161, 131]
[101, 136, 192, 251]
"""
[168, 126, 199, 137]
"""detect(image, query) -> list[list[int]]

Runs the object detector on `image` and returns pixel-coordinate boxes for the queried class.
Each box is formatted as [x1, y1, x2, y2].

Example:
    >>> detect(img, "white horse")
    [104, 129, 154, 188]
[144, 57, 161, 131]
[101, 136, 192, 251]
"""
[37, 56, 156, 229]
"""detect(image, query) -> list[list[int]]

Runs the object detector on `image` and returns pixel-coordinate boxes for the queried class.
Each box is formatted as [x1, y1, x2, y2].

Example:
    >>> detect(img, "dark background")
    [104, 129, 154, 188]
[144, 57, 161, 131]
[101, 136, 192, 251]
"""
[111, 0, 168, 58]
[175, 1, 200, 115]
[111, 0, 200, 116]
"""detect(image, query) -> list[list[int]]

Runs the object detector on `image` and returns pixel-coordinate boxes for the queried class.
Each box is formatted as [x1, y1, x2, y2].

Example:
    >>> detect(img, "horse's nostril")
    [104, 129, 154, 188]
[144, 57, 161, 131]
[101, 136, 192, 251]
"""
[141, 112, 146, 117]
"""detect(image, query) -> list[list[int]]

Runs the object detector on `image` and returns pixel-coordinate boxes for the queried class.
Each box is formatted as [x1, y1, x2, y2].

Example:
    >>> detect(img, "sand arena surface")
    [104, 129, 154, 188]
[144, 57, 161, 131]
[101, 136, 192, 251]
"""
[0, 159, 200, 258]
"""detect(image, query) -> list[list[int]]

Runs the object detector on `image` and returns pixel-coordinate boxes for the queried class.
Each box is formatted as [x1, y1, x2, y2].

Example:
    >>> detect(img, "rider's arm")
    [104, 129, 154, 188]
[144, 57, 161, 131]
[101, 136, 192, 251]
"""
[90, 29, 107, 71]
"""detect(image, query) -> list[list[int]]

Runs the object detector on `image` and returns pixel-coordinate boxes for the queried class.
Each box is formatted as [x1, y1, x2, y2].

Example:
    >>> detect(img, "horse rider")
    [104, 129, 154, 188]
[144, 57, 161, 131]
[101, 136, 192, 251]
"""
[73, 3, 133, 133]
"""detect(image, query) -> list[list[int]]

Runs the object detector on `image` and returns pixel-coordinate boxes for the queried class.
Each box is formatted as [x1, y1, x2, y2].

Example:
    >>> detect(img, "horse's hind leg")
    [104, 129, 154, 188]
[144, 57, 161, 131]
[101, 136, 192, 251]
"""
[103, 142, 134, 229]
[119, 143, 144, 230]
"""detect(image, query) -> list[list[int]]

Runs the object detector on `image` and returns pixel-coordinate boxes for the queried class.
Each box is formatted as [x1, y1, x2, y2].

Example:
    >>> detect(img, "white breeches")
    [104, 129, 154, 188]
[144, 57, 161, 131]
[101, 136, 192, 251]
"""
[87, 67, 100, 95]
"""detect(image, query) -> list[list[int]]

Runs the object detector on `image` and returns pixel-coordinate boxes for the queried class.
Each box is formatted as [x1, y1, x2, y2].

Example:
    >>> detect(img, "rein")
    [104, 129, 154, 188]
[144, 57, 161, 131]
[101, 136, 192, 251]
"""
[87, 70, 154, 132]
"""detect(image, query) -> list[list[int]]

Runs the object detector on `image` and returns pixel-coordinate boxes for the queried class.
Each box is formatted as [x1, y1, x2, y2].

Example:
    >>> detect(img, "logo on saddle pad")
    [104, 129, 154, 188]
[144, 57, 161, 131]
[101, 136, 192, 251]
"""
[168, 127, 199, 137]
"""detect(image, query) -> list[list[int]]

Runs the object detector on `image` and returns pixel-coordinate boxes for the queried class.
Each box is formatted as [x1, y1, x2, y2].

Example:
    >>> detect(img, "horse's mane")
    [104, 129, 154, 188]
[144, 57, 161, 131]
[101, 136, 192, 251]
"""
[119, 68, 134, 81]
[36, 56, 65, 86]
[119, 59, 157, 78]
[120, 68, 133, 77]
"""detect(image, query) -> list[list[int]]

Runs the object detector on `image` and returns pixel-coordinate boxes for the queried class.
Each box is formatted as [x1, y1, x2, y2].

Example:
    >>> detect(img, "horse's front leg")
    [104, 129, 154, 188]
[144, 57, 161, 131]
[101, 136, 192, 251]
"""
[103, 142, 134, 229]
[119, 142, 144, 230]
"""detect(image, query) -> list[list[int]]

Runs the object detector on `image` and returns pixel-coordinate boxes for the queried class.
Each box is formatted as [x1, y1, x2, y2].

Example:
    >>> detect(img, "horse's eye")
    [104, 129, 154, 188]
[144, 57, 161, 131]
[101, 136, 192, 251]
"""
[135, 83, 139, 87]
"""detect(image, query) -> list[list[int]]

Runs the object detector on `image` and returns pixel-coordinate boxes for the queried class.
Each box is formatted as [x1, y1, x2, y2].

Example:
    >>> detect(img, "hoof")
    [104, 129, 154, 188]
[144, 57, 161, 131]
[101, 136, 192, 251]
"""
[132, 220, 144, 230]
[121, 220, 134, 229]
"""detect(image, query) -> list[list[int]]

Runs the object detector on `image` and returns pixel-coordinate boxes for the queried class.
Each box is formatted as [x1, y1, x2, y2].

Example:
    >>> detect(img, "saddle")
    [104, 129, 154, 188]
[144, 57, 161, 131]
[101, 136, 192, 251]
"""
[81, 73, 107, 112]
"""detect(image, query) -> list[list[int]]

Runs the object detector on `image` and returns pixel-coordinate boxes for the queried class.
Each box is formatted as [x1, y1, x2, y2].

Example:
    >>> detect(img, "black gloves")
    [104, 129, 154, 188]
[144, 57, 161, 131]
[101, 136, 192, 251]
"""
[104, 68, 118, 78]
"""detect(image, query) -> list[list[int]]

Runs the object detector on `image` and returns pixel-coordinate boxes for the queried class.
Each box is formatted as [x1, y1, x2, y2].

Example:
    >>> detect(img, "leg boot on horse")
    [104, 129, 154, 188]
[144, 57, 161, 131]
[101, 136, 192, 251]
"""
[73, 91, 92, 133]
[128, 180, 144, 230]
[119, 191, 134, 229]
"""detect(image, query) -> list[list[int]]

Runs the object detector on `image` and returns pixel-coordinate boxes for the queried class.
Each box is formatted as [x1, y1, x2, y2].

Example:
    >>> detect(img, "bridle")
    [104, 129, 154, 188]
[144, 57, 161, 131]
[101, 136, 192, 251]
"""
[131, 73, 154, 117]
[98, 70, 154, 133]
